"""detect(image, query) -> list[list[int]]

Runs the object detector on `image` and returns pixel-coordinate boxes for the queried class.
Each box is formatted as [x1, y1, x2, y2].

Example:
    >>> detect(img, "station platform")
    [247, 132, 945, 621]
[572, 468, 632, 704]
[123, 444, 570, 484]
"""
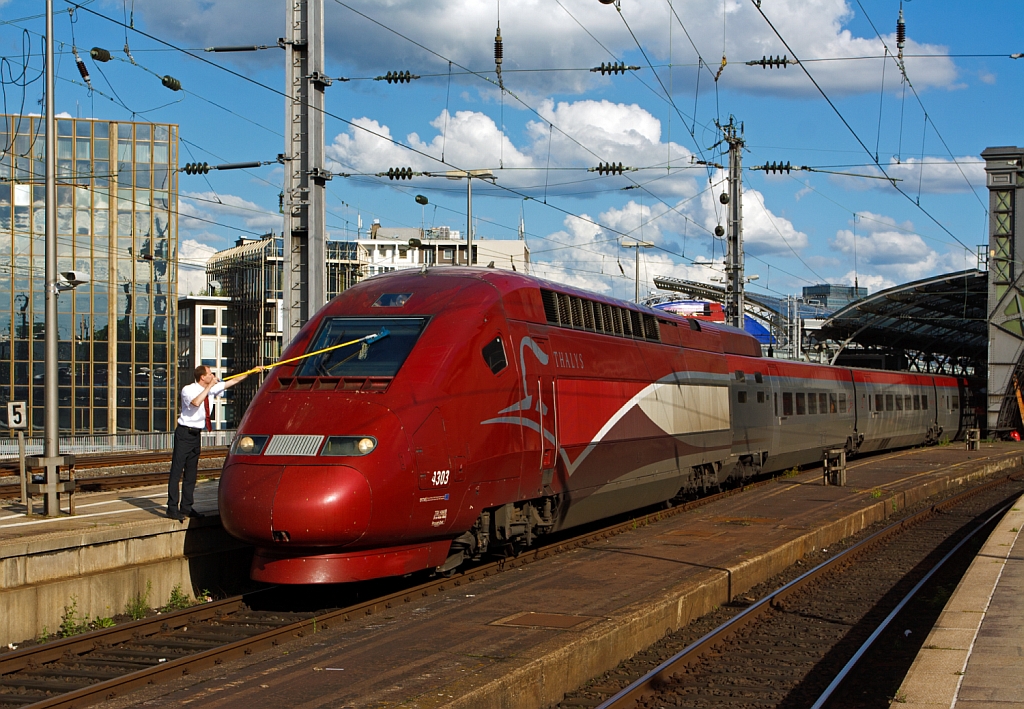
[897, 492, 1024, 708]
[0, 478, 250, 648]
[90, 444, 1024, 709]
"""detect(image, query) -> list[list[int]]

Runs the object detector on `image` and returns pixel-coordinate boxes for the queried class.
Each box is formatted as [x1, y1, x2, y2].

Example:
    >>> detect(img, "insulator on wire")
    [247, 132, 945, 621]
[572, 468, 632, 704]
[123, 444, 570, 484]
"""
[161, 75, 182, 91]
[378, 71, 418, 84]
[494, 25, 504, 90]
[746, 55, 789, 69]
[593, 162, 626, 175]
[761, 161, 792, 174]
[590, 61, 636, 75]
[386, 167, 414, 180]
[183, 162, 210, 175]
[89, 46, 111, 62]
[72, 48, 92, 89]
[896, 8, 906, 60]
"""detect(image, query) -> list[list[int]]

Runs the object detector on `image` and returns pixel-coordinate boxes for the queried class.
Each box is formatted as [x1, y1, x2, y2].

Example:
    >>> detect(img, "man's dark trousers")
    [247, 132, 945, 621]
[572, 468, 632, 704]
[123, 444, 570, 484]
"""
[168, 424, 202, 515]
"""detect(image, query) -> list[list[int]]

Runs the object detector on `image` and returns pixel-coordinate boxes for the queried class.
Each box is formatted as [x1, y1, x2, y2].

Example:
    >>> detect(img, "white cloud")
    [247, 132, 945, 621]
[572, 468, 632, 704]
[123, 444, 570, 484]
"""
[181, 192, 282, 232]
[839, 270, 893, 293]
[327, 102, 697, 197]
[831, 156, 985, 195]
[131, 0, 958, 98]
[177, 238, 217, 295]
[828, 211, 971, 284]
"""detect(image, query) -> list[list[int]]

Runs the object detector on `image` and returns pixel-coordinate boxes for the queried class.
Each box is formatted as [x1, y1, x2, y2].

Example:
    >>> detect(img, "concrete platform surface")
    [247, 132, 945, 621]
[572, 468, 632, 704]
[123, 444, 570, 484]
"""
[84, 443, 1024, 709]
[896, 491, 1024, 708]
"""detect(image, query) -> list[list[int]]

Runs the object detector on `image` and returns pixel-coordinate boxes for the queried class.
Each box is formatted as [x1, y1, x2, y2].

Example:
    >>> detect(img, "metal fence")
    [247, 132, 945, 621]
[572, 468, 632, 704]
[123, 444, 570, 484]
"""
[0, 430, 236, 461]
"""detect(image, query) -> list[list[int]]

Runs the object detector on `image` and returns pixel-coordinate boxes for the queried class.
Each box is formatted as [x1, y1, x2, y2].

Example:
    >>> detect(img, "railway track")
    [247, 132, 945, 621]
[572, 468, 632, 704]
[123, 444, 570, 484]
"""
[0, 449, 227, 499]
[0, 478, 774, 709]
[579, 473, 1023, 709]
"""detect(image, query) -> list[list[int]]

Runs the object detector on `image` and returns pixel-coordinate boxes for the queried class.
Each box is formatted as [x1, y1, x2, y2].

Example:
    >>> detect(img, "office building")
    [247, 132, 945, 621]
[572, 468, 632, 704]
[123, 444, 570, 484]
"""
[177, 295, 234, 430]
[802, 284, 867, 311]
[0, 115, 179, 433]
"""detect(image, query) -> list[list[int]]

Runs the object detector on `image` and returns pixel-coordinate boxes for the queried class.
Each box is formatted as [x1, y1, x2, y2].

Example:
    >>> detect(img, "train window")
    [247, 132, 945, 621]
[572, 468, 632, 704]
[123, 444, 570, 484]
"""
[796, 393, 806, 415]
[482, 337, 507, 375]
[819, 393, 828, 413]
[905, 395, 912, 410]
[807, 393, 817, 415]
[755, 372, 763, 384]
[738, 391, 747, 404]
[913, 395, 921, 410]
[757, 391, 765, 403]
[884, 394, 893, 411]
[830, 393, 838, 414]
[839, 393, 847, 412]
[372, 293, 413, 307]
[735, 371, 746, 382]
[895, 395, 903, 411]
[774, 392, 778, 416]
[875, 394, 883, 412]
[688, 318, 701, 331]
[783, 392, 793, 416]
[922, 395, 928, 409]
[296, 317, 428, 378]
[952, 396, 960, 409]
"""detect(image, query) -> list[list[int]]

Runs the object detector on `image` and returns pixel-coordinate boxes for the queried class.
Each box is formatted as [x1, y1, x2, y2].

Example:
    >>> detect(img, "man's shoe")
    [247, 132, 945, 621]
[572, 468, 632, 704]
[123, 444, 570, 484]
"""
[186, 509, 205, 519]
[167, 509, 184, 521]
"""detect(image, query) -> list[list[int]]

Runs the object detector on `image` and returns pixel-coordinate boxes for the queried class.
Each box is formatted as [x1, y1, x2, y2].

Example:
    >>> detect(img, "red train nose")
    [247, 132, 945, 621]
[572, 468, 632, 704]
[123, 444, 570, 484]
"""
[219, 463, 372, 547]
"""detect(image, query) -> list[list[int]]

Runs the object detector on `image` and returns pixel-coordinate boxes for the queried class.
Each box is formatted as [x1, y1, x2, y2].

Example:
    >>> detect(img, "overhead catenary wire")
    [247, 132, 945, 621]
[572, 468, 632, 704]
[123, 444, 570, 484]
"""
[748, 0, 974, 256]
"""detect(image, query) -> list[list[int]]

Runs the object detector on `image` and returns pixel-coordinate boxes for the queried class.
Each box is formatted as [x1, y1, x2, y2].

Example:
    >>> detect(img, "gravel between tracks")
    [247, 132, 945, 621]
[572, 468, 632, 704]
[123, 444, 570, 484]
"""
[557, 473, 1024, 709]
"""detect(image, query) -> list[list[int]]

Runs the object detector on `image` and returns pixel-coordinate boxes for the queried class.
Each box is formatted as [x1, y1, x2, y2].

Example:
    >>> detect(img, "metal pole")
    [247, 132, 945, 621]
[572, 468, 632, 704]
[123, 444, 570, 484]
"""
[466, 176, 472, 265]
[44, 0, 59, 516]
[724, 118, 745, 330]
[18, 431, 27, 513]
[282, 0, 330, 346]
[635, 244, 641, 303]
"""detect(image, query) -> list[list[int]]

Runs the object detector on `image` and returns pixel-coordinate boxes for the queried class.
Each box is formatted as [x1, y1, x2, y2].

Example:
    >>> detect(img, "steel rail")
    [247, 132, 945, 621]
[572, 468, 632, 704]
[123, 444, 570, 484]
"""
[0, 478, 774, 709]
[596, 472, 1023, 709]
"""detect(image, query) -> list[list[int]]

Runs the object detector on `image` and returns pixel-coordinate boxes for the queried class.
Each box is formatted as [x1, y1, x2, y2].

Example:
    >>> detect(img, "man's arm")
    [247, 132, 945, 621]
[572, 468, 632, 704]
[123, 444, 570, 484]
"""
[189, 378, 218, 407]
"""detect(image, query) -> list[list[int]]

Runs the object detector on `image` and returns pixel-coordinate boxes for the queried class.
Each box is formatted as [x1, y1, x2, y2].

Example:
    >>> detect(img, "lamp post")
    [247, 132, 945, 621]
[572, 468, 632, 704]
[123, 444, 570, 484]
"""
[445, 170, 495, 266]
[621, 240, 654, 303]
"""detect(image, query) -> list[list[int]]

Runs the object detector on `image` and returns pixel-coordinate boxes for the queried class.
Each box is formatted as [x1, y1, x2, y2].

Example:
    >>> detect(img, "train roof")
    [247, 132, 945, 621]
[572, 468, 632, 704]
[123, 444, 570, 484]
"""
[346, 267, 763, 358]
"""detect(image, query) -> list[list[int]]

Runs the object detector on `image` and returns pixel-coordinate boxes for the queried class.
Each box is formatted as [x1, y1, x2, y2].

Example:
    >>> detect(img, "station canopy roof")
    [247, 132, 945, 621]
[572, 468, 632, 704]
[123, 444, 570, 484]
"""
[816, 269, 988, 370]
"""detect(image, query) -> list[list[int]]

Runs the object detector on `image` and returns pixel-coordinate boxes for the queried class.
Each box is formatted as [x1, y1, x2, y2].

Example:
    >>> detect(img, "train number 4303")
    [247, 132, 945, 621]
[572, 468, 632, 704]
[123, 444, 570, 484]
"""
[430, 469, 451, 486]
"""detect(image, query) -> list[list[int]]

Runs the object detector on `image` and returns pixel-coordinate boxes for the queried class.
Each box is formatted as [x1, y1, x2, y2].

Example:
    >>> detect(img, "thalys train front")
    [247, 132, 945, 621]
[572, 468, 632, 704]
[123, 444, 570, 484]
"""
[218, 269, 515, 584]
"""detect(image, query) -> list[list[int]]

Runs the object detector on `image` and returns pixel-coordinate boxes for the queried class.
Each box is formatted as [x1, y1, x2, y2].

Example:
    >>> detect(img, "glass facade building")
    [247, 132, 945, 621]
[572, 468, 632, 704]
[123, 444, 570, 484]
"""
[0, 115, 179, 434]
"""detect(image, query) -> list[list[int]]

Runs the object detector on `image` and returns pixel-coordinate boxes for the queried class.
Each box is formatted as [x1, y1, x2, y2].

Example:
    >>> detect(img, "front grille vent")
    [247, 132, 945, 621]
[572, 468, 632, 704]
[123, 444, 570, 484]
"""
[264, 434, 324, 456]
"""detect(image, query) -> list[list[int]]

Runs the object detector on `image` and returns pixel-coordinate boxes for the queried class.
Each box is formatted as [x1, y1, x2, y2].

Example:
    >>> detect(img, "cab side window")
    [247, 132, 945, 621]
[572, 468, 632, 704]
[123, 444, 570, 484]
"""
[482, 337, 507, 374]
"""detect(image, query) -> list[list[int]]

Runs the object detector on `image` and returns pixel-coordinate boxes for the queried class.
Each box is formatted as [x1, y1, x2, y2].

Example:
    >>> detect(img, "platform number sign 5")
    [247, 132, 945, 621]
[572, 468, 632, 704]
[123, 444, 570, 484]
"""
[7, 402, 27, 430]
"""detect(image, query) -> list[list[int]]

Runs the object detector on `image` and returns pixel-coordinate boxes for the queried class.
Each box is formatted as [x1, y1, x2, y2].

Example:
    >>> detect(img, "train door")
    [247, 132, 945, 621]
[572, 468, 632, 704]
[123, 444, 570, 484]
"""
[766, 362, 784, 458]
[517, 332, 558, 499]
[410, 407, 456, 533]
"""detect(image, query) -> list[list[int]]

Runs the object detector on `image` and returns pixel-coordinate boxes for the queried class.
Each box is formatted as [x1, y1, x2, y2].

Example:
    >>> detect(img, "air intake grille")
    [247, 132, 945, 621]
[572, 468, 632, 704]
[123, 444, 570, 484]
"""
[264, 435, 324, 456]
[538, 288, 661, 343]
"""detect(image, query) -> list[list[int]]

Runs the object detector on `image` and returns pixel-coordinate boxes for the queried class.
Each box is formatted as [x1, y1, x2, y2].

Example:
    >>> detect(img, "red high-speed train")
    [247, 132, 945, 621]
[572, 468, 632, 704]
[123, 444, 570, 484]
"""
[219, 268, 969, 584]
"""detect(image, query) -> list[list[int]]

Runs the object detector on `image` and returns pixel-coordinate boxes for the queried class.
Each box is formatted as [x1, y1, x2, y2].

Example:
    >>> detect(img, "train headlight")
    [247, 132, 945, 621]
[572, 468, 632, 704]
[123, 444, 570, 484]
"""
[321, 436, 378, 456]
[232, 434, 268, 455]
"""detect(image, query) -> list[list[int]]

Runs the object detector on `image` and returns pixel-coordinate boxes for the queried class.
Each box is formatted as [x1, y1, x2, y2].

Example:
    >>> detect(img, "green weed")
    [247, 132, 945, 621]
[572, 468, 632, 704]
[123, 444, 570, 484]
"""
[871, 489, 882, 499]
[59, 596, 90, 637]
[38, 626, 50, 643]
[162, 584, 193, 612]
[125, 580, 152, 620]
[781, 467, 800, 478]
[93, 616, 115, 629]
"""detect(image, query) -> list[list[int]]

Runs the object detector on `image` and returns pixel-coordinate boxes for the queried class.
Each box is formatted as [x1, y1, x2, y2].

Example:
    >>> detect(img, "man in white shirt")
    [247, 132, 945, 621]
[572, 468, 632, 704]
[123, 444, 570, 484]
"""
[167, 364, 250, 521]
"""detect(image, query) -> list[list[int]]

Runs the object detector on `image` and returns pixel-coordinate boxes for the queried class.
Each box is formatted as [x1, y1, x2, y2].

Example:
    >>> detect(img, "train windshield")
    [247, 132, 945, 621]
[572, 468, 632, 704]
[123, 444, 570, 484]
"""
[296, 317, 428, 378]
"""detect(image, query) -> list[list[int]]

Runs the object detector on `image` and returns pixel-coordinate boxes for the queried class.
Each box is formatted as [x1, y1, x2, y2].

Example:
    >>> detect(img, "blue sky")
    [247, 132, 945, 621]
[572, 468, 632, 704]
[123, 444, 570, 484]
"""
[2, 0, 1021, 301]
